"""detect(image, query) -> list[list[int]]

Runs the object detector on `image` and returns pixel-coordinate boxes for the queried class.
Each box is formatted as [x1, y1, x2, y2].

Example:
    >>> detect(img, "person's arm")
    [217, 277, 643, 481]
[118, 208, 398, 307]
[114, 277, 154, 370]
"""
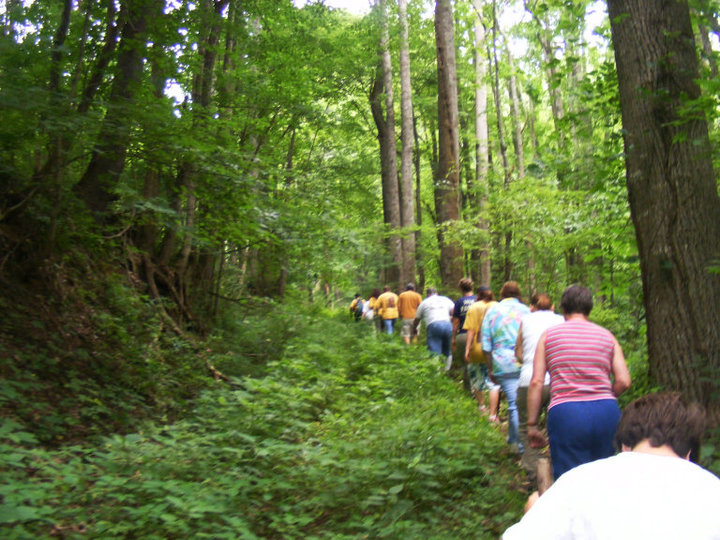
[515, 324, 524, 364]
[465, 328, 476, 363]
[480, 316, 495, 381]
[412, 316, 421, 336]
[527, 332, 548, 448]
[610, 336, 631, 396]
[412, 303, 423, 335]
[451, 317, 460, 350]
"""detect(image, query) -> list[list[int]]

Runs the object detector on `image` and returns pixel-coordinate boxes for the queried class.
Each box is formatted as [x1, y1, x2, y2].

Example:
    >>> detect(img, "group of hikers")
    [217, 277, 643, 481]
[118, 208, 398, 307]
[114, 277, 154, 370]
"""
[349, 280, 720, 538]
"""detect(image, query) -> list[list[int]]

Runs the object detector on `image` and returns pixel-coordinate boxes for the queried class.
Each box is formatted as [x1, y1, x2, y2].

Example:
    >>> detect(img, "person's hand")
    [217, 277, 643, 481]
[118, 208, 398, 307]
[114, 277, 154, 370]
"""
[528, 425, 547, 448]
[524, 491, 540, 513]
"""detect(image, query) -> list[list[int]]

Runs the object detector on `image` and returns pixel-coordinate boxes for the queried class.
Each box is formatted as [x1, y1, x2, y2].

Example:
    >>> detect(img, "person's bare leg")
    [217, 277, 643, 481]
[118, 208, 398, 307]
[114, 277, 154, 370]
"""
[472, 388, 487, 412]
[488, 387, 500, 423]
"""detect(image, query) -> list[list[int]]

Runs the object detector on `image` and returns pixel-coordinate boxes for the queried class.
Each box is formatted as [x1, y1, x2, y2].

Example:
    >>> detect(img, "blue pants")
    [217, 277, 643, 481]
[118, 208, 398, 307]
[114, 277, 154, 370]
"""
[547, 399, 621, 479]
[496, 372, 520, 449]
[426, 320, 452, 356]
[383, 318, 396, 334]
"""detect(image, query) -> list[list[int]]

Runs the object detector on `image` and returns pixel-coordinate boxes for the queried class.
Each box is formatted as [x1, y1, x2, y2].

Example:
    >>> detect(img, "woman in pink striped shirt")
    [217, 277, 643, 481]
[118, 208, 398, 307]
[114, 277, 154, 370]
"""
[526, 285, 631, 479]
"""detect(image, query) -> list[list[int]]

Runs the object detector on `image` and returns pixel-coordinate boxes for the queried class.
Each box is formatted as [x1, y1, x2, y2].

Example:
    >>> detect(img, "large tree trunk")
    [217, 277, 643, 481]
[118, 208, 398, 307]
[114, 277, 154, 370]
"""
[370, 0, 402, 289]
[398, 0, 416, 287]
[73, 0, 150, 218]
[608, 0, 720, 422]
[434, 0, 464, 288]
[471, 0, 491, 287]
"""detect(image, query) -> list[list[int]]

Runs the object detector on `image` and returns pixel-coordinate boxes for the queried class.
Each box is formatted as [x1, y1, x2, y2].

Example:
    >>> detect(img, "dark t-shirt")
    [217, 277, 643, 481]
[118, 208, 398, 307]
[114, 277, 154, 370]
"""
[453, 295, 476, 334]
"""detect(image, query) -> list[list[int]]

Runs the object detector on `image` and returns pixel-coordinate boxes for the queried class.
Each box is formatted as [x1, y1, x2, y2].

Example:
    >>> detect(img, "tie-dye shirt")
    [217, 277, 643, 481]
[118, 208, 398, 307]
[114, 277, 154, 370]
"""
[481, 298, 530, 375]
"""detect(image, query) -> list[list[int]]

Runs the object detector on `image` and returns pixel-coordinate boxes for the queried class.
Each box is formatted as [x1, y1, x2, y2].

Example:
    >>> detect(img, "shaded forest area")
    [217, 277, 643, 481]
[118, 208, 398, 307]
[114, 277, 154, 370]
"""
[2, 0, 720, 535]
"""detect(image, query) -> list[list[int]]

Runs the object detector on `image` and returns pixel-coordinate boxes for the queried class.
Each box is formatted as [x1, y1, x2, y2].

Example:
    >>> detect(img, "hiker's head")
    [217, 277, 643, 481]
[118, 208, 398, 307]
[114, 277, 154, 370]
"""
[406, 282, 415, 291]
[500, 281, 521, 300]
[458, 278, 474, 293]
[426, 287, 438, 297]
[560, 285, 593, 316]
[383, 285, 391, 292]
[370, 288, 381, 299]
[532, 293, 553, 311]
[616, 392, 705, 461]
[476, 286, 494, 302]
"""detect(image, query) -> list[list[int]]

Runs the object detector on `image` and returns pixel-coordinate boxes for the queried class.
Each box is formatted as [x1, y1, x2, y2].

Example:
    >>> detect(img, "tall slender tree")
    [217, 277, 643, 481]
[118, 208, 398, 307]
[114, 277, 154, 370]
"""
[398, 0, 416, 286]
[471, 0, 491, 287]
[370, 0, 402, 288]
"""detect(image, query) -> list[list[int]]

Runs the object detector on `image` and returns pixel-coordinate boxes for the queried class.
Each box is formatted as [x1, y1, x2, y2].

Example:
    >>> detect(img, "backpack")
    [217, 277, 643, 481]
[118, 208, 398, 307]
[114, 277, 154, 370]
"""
[354, 299, 365, 320]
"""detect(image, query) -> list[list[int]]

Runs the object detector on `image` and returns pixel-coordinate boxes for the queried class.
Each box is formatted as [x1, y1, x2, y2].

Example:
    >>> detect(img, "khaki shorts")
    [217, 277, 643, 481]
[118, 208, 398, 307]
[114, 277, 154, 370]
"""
[400, 318, 415, 338]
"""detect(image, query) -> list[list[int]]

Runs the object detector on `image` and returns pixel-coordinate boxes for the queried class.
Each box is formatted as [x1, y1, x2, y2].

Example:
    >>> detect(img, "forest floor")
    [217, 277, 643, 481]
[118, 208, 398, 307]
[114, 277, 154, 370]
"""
[1, 294, 529, 539]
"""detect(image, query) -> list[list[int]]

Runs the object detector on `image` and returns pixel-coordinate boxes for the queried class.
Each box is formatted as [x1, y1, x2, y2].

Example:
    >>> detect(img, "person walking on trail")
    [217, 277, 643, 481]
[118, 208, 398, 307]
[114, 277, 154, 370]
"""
[503, 391, 720, 540]
[527, 285, 631, 480]
[365, 288, 380, 324]
[515, 292, 564, 482]
[463, 286, 500, 420]
[450, 278, 476, 375]
[481, 281, 530, 452]
[349, 293, 364, 322]
[375, 286, 399, 335]
[397, 283, 423, 344]
[412, 287, 455, 364]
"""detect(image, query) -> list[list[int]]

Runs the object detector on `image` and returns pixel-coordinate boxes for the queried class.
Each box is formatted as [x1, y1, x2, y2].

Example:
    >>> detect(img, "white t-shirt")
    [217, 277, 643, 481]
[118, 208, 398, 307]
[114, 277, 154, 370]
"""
[503, 451, 720, 540]
[415, 294, 454, 327]
[517, 310, 565, 387]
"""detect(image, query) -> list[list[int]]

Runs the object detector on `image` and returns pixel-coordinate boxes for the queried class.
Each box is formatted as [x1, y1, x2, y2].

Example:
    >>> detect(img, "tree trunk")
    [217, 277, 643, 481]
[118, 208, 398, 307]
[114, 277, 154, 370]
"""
[73, 0, 150, 218]
[370, 0, 402, 289]
[608, 0, 720, 422]
[491, 1, 513, 280]
[471, 0, 491, 287]
[398, 0, 416, 286]
[488, 2, 510, 186]
[413, 114, 425, 292]
[505, 44, 524, 178]
[697, 23, 719, 78]
[434, 0, 464, 287]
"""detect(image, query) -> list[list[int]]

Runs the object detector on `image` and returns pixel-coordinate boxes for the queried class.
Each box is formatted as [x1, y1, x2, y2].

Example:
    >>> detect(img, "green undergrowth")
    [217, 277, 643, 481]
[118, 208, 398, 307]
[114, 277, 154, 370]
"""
[0, 259, 309, 445]
[1, 312, 526, 539]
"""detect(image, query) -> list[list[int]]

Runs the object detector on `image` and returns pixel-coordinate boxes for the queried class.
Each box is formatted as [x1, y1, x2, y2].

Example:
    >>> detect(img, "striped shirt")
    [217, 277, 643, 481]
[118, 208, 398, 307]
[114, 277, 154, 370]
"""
[545, 319, 616, 409]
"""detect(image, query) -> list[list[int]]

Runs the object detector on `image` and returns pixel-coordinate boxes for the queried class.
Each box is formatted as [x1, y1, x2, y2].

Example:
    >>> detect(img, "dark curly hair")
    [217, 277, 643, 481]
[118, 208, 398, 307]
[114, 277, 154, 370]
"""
[615, 391, 706, 462]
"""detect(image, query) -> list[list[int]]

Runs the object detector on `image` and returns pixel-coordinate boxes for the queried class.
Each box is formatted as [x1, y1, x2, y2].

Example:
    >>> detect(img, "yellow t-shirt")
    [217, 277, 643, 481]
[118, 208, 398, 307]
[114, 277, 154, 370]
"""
[397, 290, 423, 319]
[375, 291, 399, 320]
[463, 300, 497, 363]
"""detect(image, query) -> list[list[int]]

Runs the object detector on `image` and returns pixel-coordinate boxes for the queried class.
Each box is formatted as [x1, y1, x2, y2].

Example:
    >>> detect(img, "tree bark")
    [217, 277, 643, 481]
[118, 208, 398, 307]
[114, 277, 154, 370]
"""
[490, 1, 512, 281]
[369, 0, 402, 289]
[505, 43, 524, 179]
[608, 0, 720, 422]
[471, 0, 491, 287]
[74, 0, 149, 218]
[434, 0, 464, 287]
[398, 0, 416, 286]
